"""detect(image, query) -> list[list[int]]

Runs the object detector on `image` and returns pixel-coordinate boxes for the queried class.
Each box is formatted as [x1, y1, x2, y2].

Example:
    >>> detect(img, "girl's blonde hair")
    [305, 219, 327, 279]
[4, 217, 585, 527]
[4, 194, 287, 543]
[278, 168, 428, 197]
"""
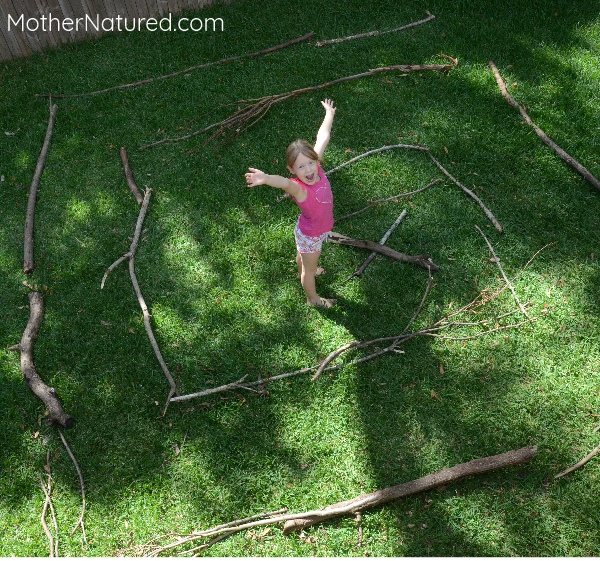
[286, 139, 319, 169]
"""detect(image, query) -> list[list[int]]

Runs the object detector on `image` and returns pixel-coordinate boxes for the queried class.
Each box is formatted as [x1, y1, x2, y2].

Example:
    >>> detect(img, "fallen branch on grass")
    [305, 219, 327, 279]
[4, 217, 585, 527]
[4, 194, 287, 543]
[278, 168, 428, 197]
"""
[427, 151, 503, 232]
[326, 143, 502, 232]
[336, 179, 442, 222]
[37, 33, 314, 99]
[328, 231, 438, 271]
[126, 446, 536, 554]
[24, 102, 58, 274]
[120, 147, 143, 204]
[282, 445, 537, 533]
[326, 143, 430, 176]
[346, 210, 407, 280]
[139, 59, 457, 149]
[315, 12, 436, 46]
[489, 60, 600, 193]
[58, 430, 87, 540]
[39, 458, 59, 557]
[171, 244, 548, 403]
[101, 188, 179, 410]
[8, 292, 75, 429]
[475, 225, 529, 318]
[554, 441, 600, 479]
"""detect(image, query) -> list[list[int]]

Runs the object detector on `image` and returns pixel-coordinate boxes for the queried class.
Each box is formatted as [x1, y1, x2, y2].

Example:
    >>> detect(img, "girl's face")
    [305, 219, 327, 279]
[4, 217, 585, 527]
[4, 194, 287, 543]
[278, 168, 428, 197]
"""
[288, 152, 319, 185]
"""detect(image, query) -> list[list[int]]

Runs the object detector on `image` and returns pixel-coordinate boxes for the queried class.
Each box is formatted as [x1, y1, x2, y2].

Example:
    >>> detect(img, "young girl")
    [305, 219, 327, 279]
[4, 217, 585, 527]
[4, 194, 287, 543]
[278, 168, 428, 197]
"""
[245, 98, 337, 308]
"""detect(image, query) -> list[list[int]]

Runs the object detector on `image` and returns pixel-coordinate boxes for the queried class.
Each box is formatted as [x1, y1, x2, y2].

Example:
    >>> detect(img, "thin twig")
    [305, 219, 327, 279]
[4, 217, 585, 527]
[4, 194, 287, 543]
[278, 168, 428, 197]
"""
[324, 143, 501, 231]
[325, 143, 429, 176]
[58, 430, 86, 541]
[172, 244, 546, 404]
[475, 225, 529, 318]
[427, 151, 503, 232]
[37, 33, 315, 98]
[346, 210, 407, 280]
[555, 441, 600, 479]
[39, 473, 58, 557]
[315, 12, 435, 46]
[120, 147, 143, 204]
[336, 179, 442, 222]
[489, 60, 600, 192]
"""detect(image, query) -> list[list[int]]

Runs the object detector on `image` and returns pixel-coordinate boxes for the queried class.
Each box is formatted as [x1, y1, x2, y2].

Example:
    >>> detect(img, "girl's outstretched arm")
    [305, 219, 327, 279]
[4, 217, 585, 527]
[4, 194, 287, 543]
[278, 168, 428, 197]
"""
[314, 98, 336, 160]
[245, 167, 303, 199]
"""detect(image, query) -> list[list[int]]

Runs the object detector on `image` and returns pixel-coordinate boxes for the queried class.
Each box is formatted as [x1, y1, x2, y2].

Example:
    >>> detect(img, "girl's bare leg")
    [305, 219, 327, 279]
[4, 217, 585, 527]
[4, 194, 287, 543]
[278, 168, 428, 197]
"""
[299, 251, 335, 308]
[297, 251, 325, 278]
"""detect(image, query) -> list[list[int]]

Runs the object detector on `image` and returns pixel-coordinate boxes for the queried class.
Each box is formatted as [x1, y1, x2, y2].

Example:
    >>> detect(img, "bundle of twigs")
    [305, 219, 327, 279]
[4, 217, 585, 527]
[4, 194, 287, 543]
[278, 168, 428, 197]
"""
[139, 57, 457, 149]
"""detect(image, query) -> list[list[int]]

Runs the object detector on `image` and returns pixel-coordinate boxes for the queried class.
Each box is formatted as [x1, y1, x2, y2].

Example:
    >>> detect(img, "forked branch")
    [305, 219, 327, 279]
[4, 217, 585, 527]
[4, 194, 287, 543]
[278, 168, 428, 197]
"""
[140, 59, 457, 149]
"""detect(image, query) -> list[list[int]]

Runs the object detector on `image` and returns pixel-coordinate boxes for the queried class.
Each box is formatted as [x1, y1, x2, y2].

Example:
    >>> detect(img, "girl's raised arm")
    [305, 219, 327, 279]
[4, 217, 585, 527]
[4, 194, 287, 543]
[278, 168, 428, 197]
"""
[313, 98, 336, 160]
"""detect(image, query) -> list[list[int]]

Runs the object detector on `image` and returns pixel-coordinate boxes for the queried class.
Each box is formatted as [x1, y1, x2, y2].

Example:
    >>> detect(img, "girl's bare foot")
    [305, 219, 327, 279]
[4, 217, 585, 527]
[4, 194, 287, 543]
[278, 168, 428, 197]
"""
[308, 297, 336, 308]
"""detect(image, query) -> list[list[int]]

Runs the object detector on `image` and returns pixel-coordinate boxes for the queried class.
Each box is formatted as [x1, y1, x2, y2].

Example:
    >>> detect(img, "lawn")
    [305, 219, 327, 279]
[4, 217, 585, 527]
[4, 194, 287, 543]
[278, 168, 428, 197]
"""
[1, 0, 599, 556]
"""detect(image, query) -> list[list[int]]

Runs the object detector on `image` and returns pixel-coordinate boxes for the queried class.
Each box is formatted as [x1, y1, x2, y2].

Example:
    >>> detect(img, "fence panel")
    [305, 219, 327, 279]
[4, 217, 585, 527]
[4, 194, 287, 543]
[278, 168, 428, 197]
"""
[0, 0, 216, 62]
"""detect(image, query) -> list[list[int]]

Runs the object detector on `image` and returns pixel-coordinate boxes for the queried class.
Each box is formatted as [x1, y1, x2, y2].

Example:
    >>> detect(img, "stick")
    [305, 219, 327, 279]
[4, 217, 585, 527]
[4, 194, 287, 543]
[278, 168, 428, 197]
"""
[101, 189, 179, 401]
[39, 474, 57, 557]
[489, 61, 600, 192]
[58, 430, 86, 540]
[347, 210, 407, 280]
[427, 151, 503, 232]
[328, 231, 438, 271]
[168, 446, 536, 545]
[140, 60, 457, 149]
[324, 143, 501, 232]
[336, 179, 442, 221]
[24, 102, 58, 274]
[282, 446, 537, 533]
[120, 147, 143, 204]
[554, 441, 600, 479]
[315, 12, 436, 46]
[8, 292, 75, 428]
[475, 225, 529, 318]
[37, 33, 315, 99]
[326, 144, 430, 176]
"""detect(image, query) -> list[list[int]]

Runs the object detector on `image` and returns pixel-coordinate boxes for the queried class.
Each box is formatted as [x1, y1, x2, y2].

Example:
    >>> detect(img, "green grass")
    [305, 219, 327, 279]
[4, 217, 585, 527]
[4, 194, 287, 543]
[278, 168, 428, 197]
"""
[1, 0, 600, 556]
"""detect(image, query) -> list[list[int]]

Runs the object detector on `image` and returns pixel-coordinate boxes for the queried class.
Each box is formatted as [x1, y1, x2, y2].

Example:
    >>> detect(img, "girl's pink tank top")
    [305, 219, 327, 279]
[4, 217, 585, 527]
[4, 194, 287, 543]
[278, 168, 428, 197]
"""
[291, 163, 334, 236]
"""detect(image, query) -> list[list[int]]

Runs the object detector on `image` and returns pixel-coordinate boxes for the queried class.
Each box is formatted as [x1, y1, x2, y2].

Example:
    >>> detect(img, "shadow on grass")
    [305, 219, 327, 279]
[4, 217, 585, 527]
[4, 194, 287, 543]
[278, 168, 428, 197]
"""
[1, 0, 599, 556]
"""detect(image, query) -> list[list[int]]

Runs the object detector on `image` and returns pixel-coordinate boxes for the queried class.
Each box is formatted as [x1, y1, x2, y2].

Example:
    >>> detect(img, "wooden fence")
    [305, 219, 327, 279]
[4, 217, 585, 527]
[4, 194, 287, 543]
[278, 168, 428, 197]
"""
[0, 0, 220, 62]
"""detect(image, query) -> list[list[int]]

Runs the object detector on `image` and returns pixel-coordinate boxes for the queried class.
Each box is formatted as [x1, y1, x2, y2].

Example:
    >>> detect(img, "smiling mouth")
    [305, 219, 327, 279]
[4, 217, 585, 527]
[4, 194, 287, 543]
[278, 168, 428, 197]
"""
[305, 173, 315, 182]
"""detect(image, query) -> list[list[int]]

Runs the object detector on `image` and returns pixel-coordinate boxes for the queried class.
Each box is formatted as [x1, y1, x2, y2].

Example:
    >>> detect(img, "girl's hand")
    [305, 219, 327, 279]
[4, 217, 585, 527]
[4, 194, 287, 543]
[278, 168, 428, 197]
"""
[245, 167, 266, 188]
[321, 98, 336, 114]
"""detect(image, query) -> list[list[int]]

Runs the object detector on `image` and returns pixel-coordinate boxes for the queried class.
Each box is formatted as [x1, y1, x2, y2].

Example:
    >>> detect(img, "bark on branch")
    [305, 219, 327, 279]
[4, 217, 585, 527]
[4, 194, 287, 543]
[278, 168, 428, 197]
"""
[283, 445, 537, 533]
[120, 147, 144, 204]
[489, 60, 600, 192]
[328, 231, 439, 271]
[24, 103, 58, 274]
[8, 292, 75, 428]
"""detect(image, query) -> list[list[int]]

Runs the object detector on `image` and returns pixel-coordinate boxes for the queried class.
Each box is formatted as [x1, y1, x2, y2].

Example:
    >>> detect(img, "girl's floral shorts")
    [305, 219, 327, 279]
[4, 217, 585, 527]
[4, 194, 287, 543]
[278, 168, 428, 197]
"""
[294, 220, 330, 254]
